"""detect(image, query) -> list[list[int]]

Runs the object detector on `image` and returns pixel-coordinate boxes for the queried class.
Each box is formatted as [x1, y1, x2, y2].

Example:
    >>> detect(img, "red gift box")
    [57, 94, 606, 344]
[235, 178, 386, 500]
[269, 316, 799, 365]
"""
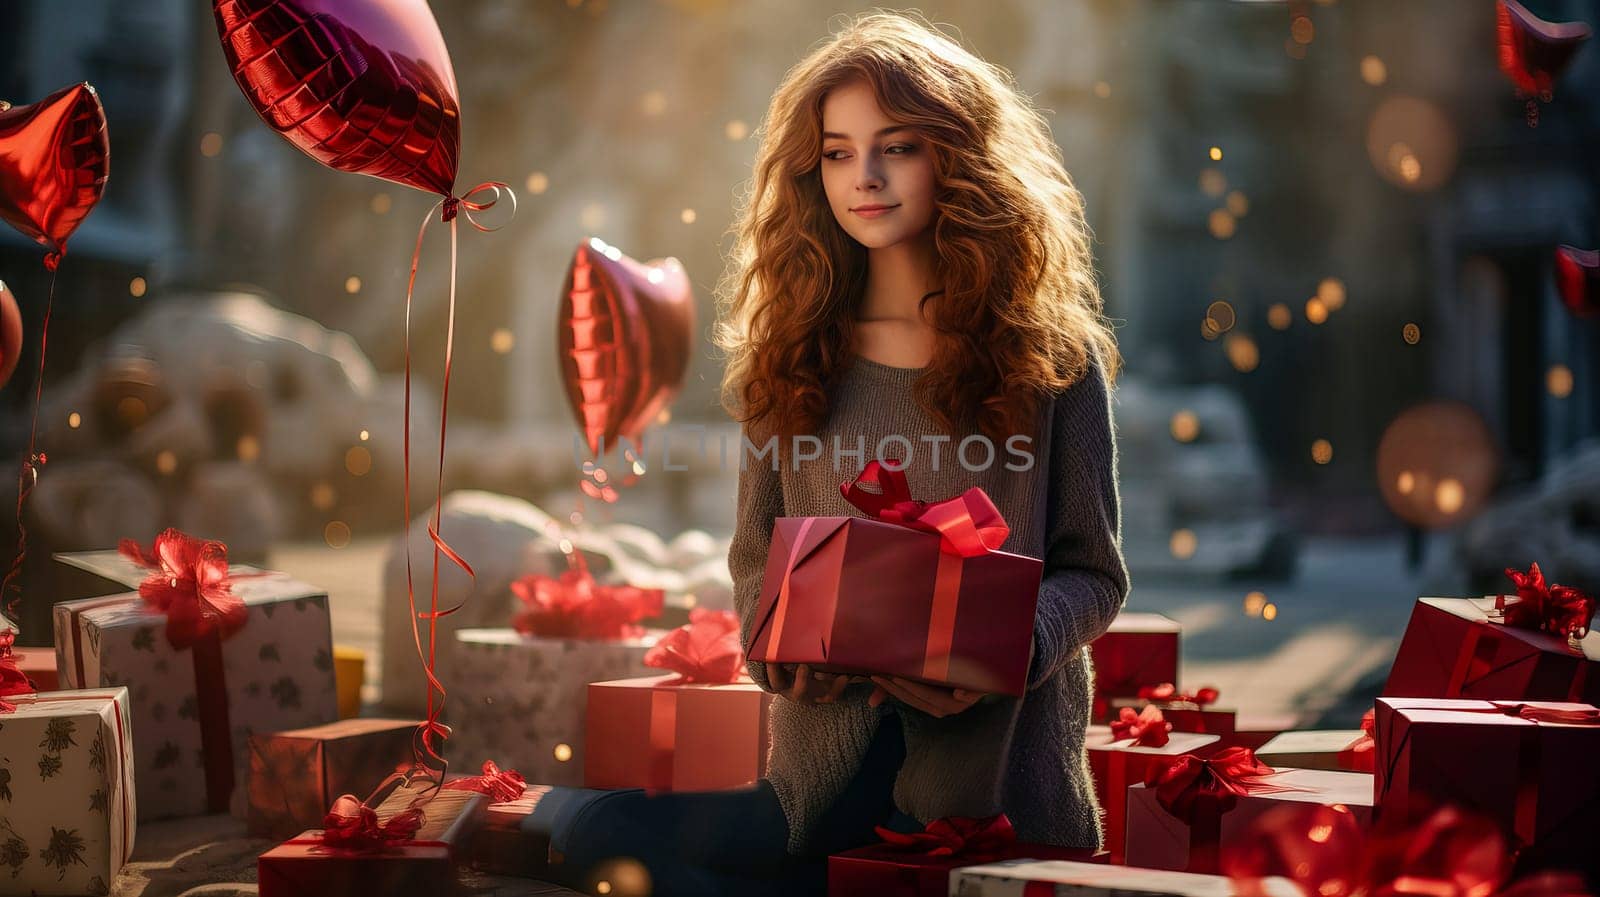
[1372, 697, 1600, 868]
[258, 780, 485, 897]
[1226, 712, 1298, 751]
[829, 842, 1106, 897]
[1384, 597, 1600, 704]
[1089, 613, 1180, 715]
[1086, 731, 1219, 862]
[247, 718, 420, 839]
[585, 674, 773, 792]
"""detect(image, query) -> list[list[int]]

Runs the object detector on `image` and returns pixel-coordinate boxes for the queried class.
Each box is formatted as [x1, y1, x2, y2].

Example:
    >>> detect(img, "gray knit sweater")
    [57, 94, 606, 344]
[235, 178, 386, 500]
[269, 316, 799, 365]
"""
[727, 352, 1130, 855]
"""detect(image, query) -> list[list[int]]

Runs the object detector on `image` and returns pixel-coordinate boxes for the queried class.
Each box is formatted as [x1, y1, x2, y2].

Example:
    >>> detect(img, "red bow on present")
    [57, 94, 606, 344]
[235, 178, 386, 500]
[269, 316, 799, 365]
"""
[442, 760, 525, 803]
[122, 529, 248, 649]
[643, 608, 744, 684]
[839, 458, 1009, 558]
[510, 568, 663, 640]
[871, 813, 1017, 861]
[1146, 747, 1298, 823]
[1495, 563, 1595, 640]
[320, 794, 424, 851]
[1111, 705, 1172, 747]
[0, 630, 35, 713]
[1336, 709, 1377, 773]
[1138, 683, 1220, 708]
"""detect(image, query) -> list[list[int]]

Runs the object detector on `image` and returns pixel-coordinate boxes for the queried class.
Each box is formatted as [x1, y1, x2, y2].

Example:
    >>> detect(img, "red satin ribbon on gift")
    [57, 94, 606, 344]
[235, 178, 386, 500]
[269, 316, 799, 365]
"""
[510, 566, 664, 641]
[644, 608, 744, 684]
[1111, 705, 1173, 747]
[320, 793, 427, 852]
[1336, 709, 1377, 773]
[871, 813, 1018, 862]
[839, 458, 1010, 558]
[0, 629, 34, 712]
[1496, 563, 1595, 640]
[441, 760, 525, 804]
[1138, 682, 1219, 708]
[1147, 747, 1302, 873]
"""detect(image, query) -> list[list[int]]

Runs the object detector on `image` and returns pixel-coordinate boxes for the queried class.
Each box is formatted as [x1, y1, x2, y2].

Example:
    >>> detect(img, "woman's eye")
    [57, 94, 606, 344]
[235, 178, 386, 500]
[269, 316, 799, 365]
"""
[822, 150, 848, 161]
[885, 144, 914, 154]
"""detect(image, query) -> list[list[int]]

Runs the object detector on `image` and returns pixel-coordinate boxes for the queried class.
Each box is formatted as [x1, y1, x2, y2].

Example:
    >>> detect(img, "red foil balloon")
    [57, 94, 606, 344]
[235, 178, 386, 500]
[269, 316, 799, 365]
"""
[559, 238, 695, 457]
[213, 0, 460, 196]
[1555, 245, 1598, 317]
[1496, 0, 1591, 125]
[0, 281, 20, 389]
[0, 84, 110, 268]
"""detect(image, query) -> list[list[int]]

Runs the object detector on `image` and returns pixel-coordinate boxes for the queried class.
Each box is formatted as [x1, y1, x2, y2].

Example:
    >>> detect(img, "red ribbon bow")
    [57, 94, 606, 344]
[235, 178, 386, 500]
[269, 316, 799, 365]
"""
[871, 813, 1017, 861]
[510, 568, 663, 640]
[839, 458, 1009, 558]
[442, 760, 526, 804]
[1111, 705, 1173, 747]
[319, 794, 425, 851]
[0, 629, 35, 713]
[1337, 709, 1377, 773]
[1495, 562, 1595, 640]
[1146, 747, 1298, 823]
[121, 529, 248, 649]
[643, 608, 745, 684]
[1138, 682, 1220, 708]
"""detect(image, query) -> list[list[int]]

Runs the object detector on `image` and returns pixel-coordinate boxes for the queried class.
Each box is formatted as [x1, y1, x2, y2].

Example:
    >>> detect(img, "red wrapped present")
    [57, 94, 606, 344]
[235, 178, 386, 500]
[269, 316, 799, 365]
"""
[952, 859, 1305, 897]
[1124, 748, 1373, 873]
[1114, 683, 1235, 738]
[750, 460, 1043, 696]
[1086, 714, 1220, 863]
[1089, 612, 1181, 717]
[1384, 569, 1599, 705]
[828, 815, 1107, 897]
[258, 779, 486, 897]
[1226, 712, 1298, 752]
[247, 718, 420, 839]
[1373, 697, 1600, 871]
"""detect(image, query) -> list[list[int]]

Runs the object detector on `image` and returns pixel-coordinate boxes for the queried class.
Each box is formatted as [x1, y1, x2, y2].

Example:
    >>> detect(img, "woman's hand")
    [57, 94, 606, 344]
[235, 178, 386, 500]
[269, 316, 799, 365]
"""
[769, 663, 852, 705]
[868, 676, 984, 717]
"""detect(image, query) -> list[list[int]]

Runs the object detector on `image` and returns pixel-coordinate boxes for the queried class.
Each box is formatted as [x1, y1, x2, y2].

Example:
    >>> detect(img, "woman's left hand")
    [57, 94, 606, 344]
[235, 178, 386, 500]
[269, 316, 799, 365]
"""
[867, 676, 985, 717]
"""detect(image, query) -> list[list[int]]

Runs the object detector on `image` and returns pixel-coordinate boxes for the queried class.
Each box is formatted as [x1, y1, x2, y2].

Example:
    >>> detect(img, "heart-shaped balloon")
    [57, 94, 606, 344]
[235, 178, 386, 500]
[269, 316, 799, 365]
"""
[0, 281, 21, 390]
[213, 0, 460, 196]
[559, 238, 695, 458]
[1556, 245, 1598, 317]
[0, 83, 110, 269]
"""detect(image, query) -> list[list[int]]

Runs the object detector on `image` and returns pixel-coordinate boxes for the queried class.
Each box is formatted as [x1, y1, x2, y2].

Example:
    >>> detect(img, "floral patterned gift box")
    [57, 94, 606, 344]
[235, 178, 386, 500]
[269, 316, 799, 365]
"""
[54, 532, 337, 822]
[0, 688, 135, 897]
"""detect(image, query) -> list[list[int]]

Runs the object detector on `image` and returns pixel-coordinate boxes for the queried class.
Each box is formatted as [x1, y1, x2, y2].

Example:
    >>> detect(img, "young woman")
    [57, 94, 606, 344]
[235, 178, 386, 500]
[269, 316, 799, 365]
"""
[527, 12, 1128, 896]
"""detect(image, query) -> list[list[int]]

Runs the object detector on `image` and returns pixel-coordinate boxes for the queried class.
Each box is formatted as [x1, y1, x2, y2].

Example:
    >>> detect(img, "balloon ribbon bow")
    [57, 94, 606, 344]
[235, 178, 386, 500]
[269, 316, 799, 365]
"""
[1494, 563, 1595, 641]
[643, 608, 744, 684]
[839, 458, 1009, 557]
[441, 760, 525, 803]
[120, 528, 248, 649]
[0, 629, 35, 713]
[1111, 705, 1173, 747]
[319, 794, 424, 852]
[871, 814, 1017, 862]
[1138, 682, 1220, 709]
[510, 567, 663, 640]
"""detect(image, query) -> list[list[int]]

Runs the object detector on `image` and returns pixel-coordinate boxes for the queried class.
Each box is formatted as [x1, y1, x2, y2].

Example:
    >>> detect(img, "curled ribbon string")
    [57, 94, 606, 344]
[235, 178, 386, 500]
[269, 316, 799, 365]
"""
[1111, 704, 1173, 747]
[1, 265, 59, 630]
[1138, 682, 1221, 708]
[871, 814, 1018, 861]
[838, 457, 1009, 557]
[441, 760, 526, 803]
[401, 182, 513, 787]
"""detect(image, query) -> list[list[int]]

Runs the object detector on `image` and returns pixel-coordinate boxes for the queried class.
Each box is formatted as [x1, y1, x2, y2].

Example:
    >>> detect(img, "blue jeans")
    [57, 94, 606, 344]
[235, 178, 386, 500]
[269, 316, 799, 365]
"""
[524, 709, 914, 897]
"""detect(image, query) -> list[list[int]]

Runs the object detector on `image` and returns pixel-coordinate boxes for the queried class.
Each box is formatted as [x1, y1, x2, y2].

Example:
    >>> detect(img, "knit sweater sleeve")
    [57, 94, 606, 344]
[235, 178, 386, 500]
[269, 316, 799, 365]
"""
[1026, 356, 1131, 690]
[729, 418, 784, 693]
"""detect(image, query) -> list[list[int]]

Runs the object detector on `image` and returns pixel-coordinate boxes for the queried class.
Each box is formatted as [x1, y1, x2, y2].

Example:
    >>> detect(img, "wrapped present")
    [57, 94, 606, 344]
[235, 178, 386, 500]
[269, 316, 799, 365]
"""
[1124, 748, 1373, 873]
[334, 646, 366, 720]
[467, 783, 557, 878]
[586, 608, 774, 792]
[1086, 712, 1219, 862]
[1373, 697, 1600, 871]
[1226, 712, 1299, 751]
[1384, 570, 1599, 705]
[1255, 711, 1374, 773]
[446, 628, 661, 785]
[14, 645, 59, 692]
[949, 859, 1303, 897]
[257, 780, 487, 897]
[1088, 612, 1181, 716]
[829, 815, 1106, 897]
[749, 460, 1043, 696]
[247, 718, 420, 839]
[1113, 684, 1235, 738]
[0, 687, 136, 896]
[54, 530, 337, 820]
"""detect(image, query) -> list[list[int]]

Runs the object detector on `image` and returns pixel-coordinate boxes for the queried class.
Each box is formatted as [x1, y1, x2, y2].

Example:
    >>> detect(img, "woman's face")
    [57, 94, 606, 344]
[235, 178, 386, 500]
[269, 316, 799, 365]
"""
[819, 80, 937, 251]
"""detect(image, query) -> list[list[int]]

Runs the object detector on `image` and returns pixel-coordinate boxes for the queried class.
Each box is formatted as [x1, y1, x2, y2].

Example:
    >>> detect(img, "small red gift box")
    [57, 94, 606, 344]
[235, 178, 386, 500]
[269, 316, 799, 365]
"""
[1087, 731, 1220, 862]
[750, 463, 1043, 697]
[1124, 763, 1373, 873]
[828, 816, 1107, 897]
[1112, 684, 1234, 738]
[585, 674, 773, 792]
[1089, 613, 1180, 716]
[247, 718, 420, 839]
[1373, 697, 1600, 867]
[1385, 595, 1599, 704]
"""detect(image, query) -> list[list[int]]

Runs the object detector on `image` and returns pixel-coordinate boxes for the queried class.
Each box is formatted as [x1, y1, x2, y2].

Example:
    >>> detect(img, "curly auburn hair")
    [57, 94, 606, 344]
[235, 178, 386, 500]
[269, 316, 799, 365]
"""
[714, 9, 1121, 447]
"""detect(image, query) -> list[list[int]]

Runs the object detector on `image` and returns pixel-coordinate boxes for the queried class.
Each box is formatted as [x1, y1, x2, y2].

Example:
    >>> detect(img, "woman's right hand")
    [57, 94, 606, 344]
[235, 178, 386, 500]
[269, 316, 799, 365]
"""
[768, 662, 851, 704]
